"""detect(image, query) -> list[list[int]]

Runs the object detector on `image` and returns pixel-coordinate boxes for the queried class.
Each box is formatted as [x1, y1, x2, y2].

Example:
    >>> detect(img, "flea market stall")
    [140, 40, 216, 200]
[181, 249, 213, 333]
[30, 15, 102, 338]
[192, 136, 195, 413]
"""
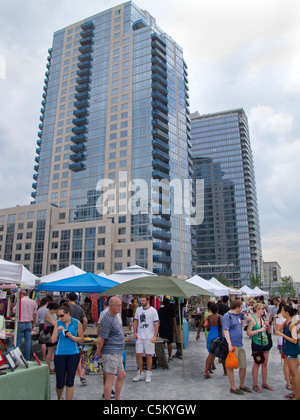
[98, 275, 212, 375]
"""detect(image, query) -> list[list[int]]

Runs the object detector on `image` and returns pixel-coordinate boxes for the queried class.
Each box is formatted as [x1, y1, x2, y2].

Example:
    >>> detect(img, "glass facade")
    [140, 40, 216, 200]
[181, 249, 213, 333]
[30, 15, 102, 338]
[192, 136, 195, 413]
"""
[30, 2, 192, 277]
[190, 109, 262, 286]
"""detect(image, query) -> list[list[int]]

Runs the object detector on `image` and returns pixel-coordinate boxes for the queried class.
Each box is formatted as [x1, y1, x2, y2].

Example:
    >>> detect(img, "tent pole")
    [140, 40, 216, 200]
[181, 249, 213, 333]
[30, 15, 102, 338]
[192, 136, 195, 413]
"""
[178, 298, 185, 376]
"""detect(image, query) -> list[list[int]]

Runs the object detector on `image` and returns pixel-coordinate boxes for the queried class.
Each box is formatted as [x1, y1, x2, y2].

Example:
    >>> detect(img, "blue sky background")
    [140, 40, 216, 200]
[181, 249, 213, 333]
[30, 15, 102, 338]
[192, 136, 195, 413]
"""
[0, 0, 299, 281]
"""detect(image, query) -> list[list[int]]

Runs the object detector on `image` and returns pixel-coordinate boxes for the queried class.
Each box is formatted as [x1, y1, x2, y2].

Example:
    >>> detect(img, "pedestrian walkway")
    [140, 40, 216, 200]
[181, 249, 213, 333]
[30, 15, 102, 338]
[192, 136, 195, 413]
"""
[48, 330, 289, 400]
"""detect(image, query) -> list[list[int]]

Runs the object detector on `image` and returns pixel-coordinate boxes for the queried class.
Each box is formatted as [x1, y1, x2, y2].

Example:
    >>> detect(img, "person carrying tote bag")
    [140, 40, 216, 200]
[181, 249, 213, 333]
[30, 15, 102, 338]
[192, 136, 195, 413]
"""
[247, 303, 273, 392]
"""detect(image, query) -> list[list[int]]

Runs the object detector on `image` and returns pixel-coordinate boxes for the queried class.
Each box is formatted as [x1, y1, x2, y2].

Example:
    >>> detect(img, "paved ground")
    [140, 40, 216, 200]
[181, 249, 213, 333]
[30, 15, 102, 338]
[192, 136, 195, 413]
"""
[43, 329, 291, 401]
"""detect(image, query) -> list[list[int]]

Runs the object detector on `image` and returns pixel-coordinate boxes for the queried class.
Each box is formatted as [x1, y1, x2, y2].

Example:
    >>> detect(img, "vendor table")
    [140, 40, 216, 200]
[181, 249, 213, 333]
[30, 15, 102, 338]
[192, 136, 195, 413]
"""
[0, 362, 51, 400]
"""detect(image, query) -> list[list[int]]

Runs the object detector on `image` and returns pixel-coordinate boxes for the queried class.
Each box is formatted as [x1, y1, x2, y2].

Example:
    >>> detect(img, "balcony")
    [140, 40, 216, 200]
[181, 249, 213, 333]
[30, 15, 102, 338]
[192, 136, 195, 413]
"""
[73, 108, 89, 118]
[32, 182, 37, 190]
[153, 255, 172, 264]
[152, 72, 167, 87]
[76, 75, 90, 85]
[31, 191, 36, 199]
[152, 169, 170, 181]
[79, 44, 93, 54]
[72, 126, 87, 135]
[79, 37, 94, 46]
[33, 173, 38, 181]
[77, 68, 92, 77]
[152, 119, 168, 133]
[37, 131, 42, 138]
[70, 143, 86, 153]
[152, 128, 168, 142]
[69, 162, 86, 172]
[34, 165, 39, 172]
[35, 147, 41, 155]
[151, 56, 167, 71]
[36, 139, 42, 147]
[152, 217, 171, 228]
[80, 28, 94, 38]
[153, 242, 171, 252]
[151, 81, 168, 95]
[70, 152, 86, 162]
[151, 39, 167, 55]
[153, 267, 172, 276]
[77, 60, 92, 69]
[71, 134, 87, 144]
[152, 100, 168, 114]
[152, 148, 169, 163]
[152, 109, 168, 124]
[35, 156, 40, 163]
[75, 83, 90, 93]
[152, 139, 169, 153]
[74, 91, 90, 101]
[151, 48, 167, 63]
[152, 230, 171, 240]
[152, 64, 167, 79]
[152, 159, 170, 173]
[132, 19, 147, 31]
[78, 53, 93, 62]
[72, 117, 88, 126]
[81, 21, 94, 30]
[74, 99, 89, 109]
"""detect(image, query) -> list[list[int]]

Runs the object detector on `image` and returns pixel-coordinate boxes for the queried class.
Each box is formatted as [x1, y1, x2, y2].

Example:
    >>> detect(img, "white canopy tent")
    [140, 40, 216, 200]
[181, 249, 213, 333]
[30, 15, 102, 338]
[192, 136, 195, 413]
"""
[185, 275, 228, 296]
[39, 264, 86, 283]
[101, 265, 157, 284]
[0, 259, 38, 288]
[252, 286, 269, 297]
[209, 277, 242, 296]
[240, 285, 257, 297]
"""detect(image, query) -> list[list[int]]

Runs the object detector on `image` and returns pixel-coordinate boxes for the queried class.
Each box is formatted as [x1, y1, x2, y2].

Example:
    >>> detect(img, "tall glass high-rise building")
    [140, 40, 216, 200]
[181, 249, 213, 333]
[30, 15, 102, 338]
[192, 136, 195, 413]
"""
[27, 2, 192, 277]
[190, 109, 263, 286]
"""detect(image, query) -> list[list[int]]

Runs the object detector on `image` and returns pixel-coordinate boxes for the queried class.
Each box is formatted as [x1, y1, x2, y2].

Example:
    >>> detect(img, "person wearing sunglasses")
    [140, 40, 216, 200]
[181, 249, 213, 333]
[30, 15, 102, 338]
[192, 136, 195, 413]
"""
[51, 304, 84, 400]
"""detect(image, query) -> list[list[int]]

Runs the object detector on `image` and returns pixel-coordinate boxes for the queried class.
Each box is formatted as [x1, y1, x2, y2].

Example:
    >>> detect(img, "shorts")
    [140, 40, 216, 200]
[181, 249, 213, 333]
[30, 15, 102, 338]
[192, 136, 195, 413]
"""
[252, 342, 270, 354]
[159, 328, 173, 344]
[136, 339, 155, 355]
[102, 353, 125, 374]
[54, 353, 80, 389]
[173, 325, 182, 343]
[235, 347, 247, 369]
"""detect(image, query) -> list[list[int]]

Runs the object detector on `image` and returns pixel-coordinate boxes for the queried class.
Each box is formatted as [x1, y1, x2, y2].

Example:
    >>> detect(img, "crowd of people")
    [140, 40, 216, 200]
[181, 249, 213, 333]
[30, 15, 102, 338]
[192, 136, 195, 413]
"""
[195, 295, 300, 400]
[13, 289, 300, 401]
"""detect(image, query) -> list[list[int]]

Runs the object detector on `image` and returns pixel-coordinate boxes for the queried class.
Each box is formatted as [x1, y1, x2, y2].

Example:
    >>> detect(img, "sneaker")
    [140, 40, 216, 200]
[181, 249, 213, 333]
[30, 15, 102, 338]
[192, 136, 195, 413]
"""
[102, 392, 115, 399]
[133, 372, 145, 382]
[145, 371, 152, 383]
[80, 377, 87, 385]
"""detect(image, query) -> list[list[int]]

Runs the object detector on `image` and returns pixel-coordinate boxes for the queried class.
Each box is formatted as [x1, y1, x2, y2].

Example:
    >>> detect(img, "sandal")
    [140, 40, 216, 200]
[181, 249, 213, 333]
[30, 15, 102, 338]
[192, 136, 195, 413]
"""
[262, 384, 274, 391]
[204, 373, 212, 379]
[284, 393, 295, 399]
[253, 385, 261, 393]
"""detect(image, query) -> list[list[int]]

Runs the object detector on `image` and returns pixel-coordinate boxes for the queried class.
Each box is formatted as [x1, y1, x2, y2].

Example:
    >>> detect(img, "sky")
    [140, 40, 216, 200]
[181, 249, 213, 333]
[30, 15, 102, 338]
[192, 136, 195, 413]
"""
[0, 0, 299, 281]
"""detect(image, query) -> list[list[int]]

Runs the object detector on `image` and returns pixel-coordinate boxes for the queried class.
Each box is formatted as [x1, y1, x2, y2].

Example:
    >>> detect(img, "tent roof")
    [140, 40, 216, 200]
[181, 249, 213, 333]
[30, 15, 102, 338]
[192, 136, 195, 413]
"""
[39, 265, 86, 283]
[185, 275, 224, 296]
[102, 265, 157, 284]
[252, 286, 269, 296]
[99, 275, 212, 299]
[36, 272, 118, 293]
[209, 277, 242, 295]
[0, 259, 38, 286]
[240, 285, 257, 297]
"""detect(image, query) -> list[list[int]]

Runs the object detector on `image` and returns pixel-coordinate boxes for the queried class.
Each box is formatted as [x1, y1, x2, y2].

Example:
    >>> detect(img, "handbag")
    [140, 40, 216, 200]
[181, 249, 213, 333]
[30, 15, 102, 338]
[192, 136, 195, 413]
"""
[39, 326, 52, 344]
[209, 316, 228, 359]
[225, 347, 239, 369]
[252, 319, 266, 365]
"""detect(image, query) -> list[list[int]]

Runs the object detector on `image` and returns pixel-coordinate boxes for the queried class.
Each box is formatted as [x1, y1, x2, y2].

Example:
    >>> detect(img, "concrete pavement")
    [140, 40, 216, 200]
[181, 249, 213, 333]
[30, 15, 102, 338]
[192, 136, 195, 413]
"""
[45, 329, 291, 401]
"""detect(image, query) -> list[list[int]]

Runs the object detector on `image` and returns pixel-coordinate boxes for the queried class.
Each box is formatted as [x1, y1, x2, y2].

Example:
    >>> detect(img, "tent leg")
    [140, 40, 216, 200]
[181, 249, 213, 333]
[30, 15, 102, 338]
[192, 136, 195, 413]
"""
[178, 299, 185, 376]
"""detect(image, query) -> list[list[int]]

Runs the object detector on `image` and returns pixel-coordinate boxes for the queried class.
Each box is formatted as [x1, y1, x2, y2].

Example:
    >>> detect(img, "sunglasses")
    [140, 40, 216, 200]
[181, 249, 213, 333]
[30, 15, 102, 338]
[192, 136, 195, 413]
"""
[58, 313, 67, 318]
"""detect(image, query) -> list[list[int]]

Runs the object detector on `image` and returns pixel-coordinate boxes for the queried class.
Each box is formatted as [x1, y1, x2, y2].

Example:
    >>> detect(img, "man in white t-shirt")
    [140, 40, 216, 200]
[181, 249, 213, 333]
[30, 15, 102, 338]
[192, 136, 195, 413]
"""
[133, 295, 159, 383]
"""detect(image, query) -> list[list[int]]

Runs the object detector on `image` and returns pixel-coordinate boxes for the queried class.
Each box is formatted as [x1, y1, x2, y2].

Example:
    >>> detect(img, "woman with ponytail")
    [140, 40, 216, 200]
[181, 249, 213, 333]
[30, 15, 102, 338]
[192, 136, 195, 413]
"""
[275, 305, 300, 400]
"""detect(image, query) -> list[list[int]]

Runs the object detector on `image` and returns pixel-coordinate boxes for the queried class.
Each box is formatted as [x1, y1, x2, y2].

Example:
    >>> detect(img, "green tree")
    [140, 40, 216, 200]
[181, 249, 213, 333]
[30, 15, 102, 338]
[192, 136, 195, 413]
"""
[250, 275, 262, 288]
[278, 275, 296, 298]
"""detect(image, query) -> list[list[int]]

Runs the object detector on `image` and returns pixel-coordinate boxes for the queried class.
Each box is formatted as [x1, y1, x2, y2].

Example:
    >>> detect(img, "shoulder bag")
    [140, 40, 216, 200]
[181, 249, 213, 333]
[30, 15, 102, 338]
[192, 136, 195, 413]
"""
[209, 316, 228, 359]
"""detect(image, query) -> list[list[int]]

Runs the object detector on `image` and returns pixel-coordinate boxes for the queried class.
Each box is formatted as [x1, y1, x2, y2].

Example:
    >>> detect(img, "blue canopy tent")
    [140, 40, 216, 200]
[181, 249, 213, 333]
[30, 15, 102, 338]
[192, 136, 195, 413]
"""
[36, 272, 119, 293]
